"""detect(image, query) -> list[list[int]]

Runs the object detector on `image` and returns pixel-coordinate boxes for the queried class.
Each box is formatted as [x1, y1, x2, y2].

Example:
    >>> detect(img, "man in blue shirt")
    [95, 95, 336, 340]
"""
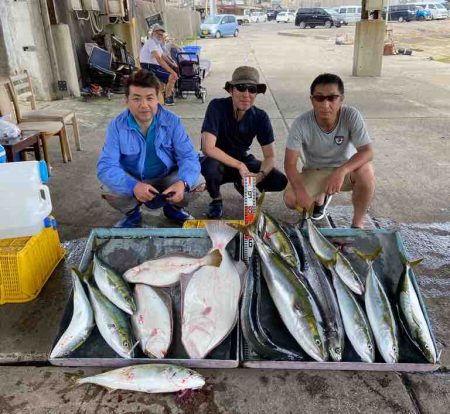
[97, 70, 204, 227]
[201, 66, 287, 219]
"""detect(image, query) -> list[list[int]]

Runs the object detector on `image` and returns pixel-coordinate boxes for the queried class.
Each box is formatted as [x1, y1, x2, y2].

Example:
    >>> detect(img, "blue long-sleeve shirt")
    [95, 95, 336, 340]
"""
[97, 106, 201, 195]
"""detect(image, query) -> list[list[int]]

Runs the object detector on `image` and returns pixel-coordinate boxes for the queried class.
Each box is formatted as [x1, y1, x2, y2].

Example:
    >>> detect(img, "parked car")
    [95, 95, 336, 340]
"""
[295, 8, 342, 28]
[236, 11, 251, 25]
[382, 4, 416, 22]
[250, 12, 268, 23]
[415, 2, 449, 19]
[276, 11, 296, 23]
[324, 8, 348, 25]
[415, 6, 433, 20]
[266, 9, 279, 21]
[335, 5, 362, 23]
[199, 15, 239, 38]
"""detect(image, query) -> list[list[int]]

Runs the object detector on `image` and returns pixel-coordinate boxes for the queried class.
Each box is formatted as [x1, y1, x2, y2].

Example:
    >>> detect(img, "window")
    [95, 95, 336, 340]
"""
[348, 8, 356, 13]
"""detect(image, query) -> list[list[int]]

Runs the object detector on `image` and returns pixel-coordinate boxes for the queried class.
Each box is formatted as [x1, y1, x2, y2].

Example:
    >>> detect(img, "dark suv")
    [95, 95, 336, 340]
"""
[295, 8, 341, 28]
[382, 5, 416, 22]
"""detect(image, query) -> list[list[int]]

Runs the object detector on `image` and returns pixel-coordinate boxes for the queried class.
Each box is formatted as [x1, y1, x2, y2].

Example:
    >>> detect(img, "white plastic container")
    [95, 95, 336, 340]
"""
[0, 160, 48, 187]
[0, 161, 52, 239]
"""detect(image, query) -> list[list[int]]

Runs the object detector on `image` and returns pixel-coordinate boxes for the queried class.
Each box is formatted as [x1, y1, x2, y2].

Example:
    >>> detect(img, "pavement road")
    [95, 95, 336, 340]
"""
[0, 21, 449, 414]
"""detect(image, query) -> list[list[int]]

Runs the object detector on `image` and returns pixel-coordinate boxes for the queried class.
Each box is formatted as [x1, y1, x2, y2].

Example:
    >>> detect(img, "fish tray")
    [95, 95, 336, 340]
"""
[241, 228, 439, 372]
[49, 228, 240, 369]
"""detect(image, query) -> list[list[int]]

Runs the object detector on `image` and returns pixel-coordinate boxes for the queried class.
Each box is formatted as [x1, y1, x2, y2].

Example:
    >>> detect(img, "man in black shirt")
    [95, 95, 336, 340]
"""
[201, 66, 287, 218]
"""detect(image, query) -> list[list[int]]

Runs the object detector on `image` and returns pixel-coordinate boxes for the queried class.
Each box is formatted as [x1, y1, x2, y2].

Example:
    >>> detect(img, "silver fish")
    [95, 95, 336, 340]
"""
[332, 267, 375, 363]
[78, 364, 205, 393]
[358, 248, 399, 363]
[397, 258, 438, 364]
[294, 227, 344, 361]
[307, 219, 364, 295]
[123, 250, 222, 287]
[240, 254, 305, 361]
[255, 236, 328, 362]
[84, 274, 135, 359]
[93, 253, 136, 315]
[131, 284, 172, 359]
[182, 222, 242, 359]
[50, 269, 95, 358]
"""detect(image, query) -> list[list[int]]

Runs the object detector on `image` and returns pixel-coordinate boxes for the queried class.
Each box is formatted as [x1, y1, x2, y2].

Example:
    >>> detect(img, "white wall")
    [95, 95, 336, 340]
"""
[0, 0, 55, 100]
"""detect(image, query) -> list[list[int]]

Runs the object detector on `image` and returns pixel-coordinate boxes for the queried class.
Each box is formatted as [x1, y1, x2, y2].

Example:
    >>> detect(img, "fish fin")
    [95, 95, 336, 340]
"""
[399, 252, 423, 268]
[205, 248, 223, 267]
[205, 222, 238, 250]
[354, 247, 382, 263]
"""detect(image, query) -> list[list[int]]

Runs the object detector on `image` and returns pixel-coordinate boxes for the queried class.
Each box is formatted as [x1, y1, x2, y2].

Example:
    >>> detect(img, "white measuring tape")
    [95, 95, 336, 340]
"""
[242, 175, 256, 265]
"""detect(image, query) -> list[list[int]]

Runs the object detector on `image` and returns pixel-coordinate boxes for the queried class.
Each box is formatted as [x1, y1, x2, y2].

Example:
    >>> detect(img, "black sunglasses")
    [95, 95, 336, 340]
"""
[311, 94, 341, 103]
[234, 84, 258, 94]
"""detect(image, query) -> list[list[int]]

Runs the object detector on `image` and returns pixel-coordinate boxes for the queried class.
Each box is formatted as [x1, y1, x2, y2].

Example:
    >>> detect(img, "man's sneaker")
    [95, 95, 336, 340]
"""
[163, 204, 193, 224]
[164, 95, 175, 106]
[207, 199, 223, 219]
[114, 207, 142, 228]
[311, 195, 333, 221]
[233, 181, 244, 196]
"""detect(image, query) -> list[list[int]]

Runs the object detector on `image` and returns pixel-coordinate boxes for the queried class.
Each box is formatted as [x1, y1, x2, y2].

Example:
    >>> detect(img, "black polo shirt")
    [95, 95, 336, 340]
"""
[201, 97, 274, 160]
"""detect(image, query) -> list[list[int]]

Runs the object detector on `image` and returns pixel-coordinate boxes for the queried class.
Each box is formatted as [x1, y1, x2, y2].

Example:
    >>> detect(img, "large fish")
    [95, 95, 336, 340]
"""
[77, 364, 205, 393]
[84, 271, 135, 359]
[50, 269, 95, 358]
[397, 257, 438, 364]
[131, 284, 172, 359]
[123, 250, 222, 287]
[294, 227, 345, 361]
[307, 219, 364, 295]
[331, 267, 375, 363]
[240, 254, 304, 361]
[182, 222, 243, 359]
[357, 248, 399, 363]
[258, 211, 302, 271]
[255, 236, 328, 362]
[93, 253, 136, 315]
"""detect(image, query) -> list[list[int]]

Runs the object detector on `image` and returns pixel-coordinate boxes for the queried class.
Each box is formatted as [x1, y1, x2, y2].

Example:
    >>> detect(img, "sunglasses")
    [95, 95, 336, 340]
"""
[234, 84, 258, 94]
[311, 94, 342, 103]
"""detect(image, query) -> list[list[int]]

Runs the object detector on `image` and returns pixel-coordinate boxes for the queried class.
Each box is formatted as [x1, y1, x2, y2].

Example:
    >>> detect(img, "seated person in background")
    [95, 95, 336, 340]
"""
[201, 66, 287, 219]
[284, 73, 375, 228]
[97, 70, 205, 227]
[139, 24, 178, 106]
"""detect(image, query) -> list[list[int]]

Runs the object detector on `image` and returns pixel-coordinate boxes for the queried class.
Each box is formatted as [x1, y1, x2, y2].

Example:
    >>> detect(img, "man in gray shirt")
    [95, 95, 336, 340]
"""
[284, 73, 375, 228]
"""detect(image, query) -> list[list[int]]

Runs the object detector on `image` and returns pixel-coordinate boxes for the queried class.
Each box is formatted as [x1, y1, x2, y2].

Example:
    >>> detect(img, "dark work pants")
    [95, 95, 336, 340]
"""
[201, 154, 288, 199]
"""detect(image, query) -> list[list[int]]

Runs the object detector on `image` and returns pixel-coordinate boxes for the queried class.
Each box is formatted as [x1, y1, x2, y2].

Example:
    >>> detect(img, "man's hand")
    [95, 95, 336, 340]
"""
[325, 167, 347, 195]
[295, 188, 315, 211]
[133, 182, 159, 202]
[163, 180, 185, 204]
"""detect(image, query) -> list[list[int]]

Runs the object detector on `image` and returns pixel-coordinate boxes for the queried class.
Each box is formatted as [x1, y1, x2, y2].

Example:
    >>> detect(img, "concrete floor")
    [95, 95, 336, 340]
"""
[0, 21, 449, 413]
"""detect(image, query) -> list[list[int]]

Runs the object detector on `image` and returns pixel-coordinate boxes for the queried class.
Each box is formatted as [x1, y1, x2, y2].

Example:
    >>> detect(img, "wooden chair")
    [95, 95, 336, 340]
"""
[8, 71, 81, 153]
[0, 83, 69, 171]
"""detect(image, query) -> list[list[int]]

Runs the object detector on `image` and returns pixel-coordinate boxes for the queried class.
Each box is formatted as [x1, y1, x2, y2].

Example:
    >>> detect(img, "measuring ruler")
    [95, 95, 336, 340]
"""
[242, 175, 256, 265]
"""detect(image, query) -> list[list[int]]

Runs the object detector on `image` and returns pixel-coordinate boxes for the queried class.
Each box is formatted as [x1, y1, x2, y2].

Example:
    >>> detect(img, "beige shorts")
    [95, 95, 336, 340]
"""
[298, 167, 353, 198]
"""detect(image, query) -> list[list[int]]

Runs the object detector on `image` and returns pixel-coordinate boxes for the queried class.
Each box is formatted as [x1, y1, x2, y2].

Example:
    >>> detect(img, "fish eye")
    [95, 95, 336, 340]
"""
[393, 346, 398, 352]
[368, 344, 373, 350]
[123, 340, 129, 347]
[335, 347, 341, 354]
[315, 339, 322, 346]
[424, 344, 430, 349]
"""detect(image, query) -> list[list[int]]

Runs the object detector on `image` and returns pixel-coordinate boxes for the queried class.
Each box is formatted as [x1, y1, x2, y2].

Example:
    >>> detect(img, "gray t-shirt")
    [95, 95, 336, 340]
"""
[286, 105, 371, 169]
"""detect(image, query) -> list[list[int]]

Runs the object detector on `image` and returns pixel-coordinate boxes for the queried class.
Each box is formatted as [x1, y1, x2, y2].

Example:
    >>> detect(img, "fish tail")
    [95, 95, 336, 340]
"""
[72, 264, 93, 284]
[354, 247, 383, 263]
[205, 222, 238, 250]
[205, 248, 223, 267]
[399, 252, 423, 268]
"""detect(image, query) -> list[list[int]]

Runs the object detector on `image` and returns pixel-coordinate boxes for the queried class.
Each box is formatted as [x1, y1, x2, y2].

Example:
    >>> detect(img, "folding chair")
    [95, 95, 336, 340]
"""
[8, 71, 81, 152]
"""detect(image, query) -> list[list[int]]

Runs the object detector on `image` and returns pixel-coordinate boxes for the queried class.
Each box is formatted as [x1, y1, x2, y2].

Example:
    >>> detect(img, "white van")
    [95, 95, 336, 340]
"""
[335, 5, 362, 23]
[415, 2, 449, 19]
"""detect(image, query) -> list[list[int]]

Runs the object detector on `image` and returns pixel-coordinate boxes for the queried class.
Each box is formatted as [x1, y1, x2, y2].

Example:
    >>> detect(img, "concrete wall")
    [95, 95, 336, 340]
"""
[0, 0, 55, 100]
[166, 8, 201, 41]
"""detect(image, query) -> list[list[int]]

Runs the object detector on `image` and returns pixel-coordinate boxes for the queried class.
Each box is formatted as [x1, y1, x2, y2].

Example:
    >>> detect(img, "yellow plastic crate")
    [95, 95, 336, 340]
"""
[183, 219, 244, 229]
[0, 226, 65, 304]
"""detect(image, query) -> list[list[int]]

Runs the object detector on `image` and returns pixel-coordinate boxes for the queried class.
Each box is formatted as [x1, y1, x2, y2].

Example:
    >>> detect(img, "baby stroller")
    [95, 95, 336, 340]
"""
[175, 52, 207, 103]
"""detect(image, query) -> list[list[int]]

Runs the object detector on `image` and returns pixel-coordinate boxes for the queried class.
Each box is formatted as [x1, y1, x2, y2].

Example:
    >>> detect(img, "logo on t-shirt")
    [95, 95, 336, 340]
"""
[334, 136, 344, 145]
